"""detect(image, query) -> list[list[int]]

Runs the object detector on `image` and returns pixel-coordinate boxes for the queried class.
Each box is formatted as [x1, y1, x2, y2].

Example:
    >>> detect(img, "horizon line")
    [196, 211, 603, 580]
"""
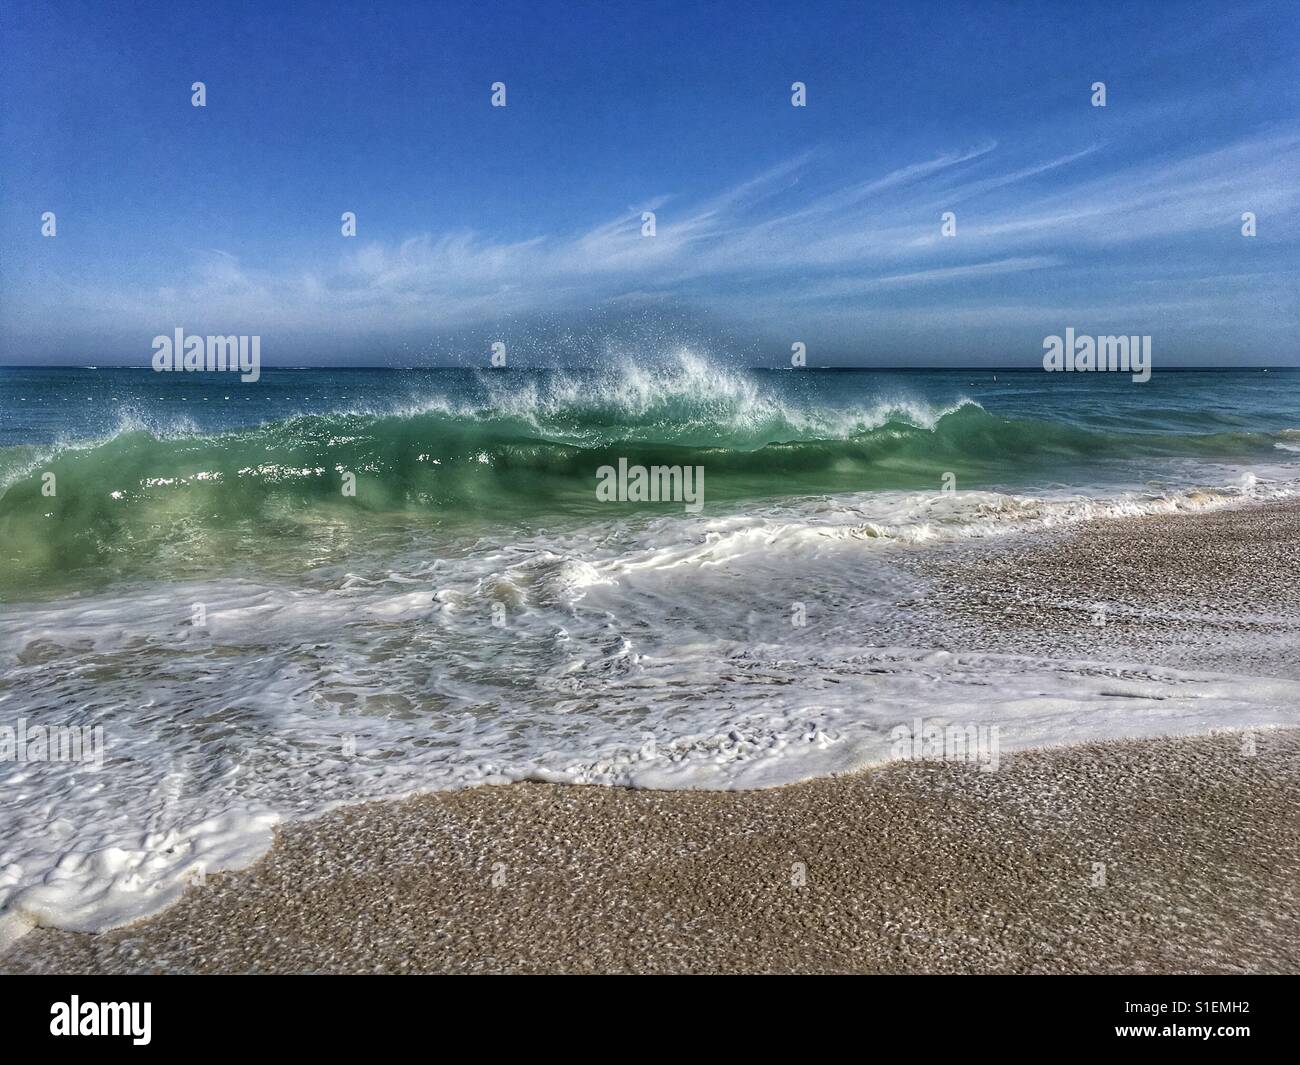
[1, 364, 1296, 373]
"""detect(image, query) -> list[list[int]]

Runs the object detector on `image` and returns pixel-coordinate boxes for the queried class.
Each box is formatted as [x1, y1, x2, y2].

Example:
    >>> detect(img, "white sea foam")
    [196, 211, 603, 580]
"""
[2, 471, 1300, 939]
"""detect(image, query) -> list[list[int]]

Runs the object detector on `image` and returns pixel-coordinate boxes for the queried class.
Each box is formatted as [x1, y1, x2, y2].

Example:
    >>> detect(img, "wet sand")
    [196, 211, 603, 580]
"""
[4, 499, 1299, 974]
[3, 728, 1297, 974]
[907, 496, 1300, 677]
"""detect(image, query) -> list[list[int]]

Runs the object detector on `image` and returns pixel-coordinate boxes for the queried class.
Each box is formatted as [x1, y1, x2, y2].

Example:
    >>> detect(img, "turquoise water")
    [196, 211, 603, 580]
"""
[3, 361, 1297, 597]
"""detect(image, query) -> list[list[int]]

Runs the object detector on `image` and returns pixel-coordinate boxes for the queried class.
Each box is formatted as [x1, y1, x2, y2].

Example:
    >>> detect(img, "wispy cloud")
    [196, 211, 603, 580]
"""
[30, 126, 1300, 344]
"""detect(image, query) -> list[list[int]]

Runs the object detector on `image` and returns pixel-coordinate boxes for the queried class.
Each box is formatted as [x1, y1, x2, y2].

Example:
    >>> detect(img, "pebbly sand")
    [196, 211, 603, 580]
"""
[4, 498, 1299, 974]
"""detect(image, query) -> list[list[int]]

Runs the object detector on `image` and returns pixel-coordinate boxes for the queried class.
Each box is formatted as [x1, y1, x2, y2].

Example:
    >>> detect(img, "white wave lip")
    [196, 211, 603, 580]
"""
[469, 352, 973, 445]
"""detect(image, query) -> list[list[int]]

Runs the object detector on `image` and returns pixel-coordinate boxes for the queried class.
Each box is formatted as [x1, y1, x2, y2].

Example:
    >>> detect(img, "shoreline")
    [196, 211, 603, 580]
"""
[4, 495, 1300, 973]
[903, 495, 1300, 678]
[4, 727, 1297, 974]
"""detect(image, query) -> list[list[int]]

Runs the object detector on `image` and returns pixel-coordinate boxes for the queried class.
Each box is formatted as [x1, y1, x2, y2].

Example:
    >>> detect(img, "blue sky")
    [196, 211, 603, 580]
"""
[1, 0, 1297, 366]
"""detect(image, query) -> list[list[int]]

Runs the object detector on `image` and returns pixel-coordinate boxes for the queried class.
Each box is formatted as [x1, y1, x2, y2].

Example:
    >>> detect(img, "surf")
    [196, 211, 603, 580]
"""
[1, 360, 1297, 598]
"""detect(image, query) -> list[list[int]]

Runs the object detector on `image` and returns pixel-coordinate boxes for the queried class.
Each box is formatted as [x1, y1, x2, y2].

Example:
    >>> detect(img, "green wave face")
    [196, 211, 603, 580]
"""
[0, 393, 1288, 599]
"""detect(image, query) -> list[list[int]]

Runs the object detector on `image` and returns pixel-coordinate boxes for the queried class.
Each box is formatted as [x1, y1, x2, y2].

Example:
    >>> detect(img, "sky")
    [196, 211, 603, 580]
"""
[1, 0, 1298, 368]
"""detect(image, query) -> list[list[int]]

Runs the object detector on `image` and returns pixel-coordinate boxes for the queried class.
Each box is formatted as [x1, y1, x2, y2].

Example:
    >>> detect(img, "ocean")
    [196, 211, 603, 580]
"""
[3, 356, 1300, 935]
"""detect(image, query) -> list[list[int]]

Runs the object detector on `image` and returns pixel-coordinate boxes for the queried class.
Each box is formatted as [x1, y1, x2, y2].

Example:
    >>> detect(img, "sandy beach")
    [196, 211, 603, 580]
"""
[4, 498, 1299, 975]
[906, 496, 1300, 678]
[2, 729, 1297, 974]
